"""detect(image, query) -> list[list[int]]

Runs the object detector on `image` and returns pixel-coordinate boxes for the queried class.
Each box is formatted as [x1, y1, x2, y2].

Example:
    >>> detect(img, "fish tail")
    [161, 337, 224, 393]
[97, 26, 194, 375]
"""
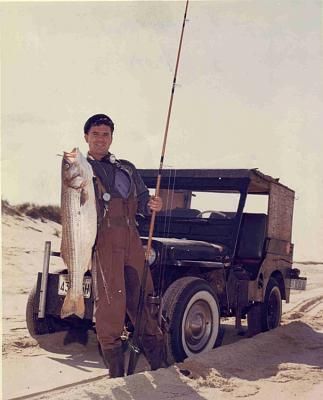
[61, 290, 85, 319]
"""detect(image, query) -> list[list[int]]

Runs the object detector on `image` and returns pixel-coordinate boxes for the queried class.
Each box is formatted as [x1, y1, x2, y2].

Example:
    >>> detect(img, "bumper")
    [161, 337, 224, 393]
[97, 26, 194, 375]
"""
[36, 272, 94, 320]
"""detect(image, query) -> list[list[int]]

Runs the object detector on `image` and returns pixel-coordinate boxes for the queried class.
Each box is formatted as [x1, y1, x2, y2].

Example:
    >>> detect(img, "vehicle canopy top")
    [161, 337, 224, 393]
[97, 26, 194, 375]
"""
[138, 168, 294, 195]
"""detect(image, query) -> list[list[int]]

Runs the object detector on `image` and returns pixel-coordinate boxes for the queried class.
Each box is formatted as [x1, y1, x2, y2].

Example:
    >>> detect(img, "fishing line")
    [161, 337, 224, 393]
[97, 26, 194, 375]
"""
[127, 0, 190, 376]
[144, 0, 189, 267]
[161, 166, 176, 238]
[156, 167, 176, 293]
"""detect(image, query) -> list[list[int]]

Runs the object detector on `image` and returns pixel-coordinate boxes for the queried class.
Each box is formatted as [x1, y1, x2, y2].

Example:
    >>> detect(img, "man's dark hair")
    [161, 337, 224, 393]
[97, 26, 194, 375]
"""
[84, 114, 115, 134]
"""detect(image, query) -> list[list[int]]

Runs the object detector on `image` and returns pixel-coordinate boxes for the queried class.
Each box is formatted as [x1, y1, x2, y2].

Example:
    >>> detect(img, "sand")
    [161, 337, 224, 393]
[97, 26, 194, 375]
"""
[2, 212, 323, 399]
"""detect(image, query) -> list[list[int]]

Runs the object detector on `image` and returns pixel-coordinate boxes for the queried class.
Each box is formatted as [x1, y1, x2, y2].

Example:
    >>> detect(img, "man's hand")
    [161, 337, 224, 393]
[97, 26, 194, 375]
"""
[148, 195, 163, 213]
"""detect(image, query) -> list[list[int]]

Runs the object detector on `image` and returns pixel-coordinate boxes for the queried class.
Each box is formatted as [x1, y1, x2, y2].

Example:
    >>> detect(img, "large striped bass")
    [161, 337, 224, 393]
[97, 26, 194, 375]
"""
[60, 148, 97, 319]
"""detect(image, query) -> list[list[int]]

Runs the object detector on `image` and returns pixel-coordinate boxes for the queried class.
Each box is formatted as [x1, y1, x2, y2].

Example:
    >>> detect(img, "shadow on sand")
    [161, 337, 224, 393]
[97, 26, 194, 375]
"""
[177, 320, 323, 383]
[29, 320, 323, 400]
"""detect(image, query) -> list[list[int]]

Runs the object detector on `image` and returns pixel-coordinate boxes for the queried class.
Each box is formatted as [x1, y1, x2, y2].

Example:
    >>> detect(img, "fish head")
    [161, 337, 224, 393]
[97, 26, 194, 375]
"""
[62, 148, 85, 189]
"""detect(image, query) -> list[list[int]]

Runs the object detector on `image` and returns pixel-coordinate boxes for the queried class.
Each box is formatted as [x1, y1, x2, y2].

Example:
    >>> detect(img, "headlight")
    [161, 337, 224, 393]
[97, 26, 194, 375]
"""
[143, 245, 157, 266]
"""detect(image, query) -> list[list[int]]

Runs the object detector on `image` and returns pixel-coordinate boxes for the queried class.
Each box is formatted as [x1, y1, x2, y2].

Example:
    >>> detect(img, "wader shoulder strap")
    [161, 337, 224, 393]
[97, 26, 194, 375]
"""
[94, 175, 106, 199]
[93, 175, 106, 227]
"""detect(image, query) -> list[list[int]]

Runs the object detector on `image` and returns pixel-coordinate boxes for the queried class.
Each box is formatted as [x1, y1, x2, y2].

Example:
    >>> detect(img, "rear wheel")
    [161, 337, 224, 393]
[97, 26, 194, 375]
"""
[162, 277, 220, 364]
[247, 277, 282, 335]
[261, 277, 282, 331]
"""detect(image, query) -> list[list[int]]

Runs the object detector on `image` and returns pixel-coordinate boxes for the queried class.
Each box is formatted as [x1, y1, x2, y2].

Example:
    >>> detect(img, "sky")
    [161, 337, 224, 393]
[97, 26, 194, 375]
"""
[1, 0, 322, 261]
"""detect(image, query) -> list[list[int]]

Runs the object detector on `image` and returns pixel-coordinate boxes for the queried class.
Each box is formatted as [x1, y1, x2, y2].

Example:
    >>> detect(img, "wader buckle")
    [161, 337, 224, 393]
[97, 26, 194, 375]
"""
[147, 295, 161, 317]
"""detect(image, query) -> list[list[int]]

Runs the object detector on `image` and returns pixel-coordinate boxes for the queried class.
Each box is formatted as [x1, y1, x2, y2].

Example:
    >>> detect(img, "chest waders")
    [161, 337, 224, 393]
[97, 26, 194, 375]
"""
[93, 195, 164, 377]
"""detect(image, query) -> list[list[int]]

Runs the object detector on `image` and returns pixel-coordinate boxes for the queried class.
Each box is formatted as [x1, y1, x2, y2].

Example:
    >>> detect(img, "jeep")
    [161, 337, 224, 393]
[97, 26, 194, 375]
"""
[26, 168, 306, 364]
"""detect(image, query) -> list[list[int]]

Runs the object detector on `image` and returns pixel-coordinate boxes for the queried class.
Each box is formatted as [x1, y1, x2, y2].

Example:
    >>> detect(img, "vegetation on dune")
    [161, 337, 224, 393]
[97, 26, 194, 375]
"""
[1, 199, 61, 224]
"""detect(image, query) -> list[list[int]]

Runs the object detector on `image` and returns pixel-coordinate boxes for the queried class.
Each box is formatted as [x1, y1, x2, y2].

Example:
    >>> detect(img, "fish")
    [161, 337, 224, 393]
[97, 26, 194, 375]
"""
[60, 148, 97, 319]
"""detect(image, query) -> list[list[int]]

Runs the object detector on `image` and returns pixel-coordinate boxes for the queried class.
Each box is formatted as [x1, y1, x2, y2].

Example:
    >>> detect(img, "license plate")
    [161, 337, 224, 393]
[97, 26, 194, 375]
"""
[58, 274, 92, 298]
[288, 277, 307, 290]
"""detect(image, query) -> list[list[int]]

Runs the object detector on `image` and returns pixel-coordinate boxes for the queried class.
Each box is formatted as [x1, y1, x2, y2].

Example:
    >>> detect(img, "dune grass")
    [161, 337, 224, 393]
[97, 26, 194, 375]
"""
[1, 199, 61, 224]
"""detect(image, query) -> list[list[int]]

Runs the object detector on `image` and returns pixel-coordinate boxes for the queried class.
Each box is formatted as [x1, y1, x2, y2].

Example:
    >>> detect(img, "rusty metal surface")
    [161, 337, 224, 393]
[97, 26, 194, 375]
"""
[268, 182, 294, 242]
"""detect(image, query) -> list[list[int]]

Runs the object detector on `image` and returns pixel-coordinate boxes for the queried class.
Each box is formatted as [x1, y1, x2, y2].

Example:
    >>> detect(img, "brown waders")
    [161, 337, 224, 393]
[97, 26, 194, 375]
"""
[94, 196, 164, 377]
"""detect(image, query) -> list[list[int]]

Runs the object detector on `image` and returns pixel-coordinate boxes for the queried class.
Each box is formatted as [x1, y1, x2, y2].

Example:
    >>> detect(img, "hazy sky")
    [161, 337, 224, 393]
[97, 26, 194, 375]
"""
[1, 0, 322, 261]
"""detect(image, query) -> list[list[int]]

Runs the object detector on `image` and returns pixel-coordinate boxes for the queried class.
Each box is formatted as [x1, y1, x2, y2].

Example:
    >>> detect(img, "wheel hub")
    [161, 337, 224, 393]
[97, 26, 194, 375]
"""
[184, 300, 212, 353]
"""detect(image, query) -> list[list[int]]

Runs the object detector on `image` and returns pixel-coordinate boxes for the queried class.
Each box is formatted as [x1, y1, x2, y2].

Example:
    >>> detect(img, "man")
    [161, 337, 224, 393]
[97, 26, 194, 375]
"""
[84, 113, 164, 378]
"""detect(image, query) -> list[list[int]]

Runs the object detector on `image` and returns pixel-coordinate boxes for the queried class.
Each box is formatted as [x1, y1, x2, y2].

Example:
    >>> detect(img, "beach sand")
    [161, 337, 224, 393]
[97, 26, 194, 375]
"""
[2, 212, 323, 399]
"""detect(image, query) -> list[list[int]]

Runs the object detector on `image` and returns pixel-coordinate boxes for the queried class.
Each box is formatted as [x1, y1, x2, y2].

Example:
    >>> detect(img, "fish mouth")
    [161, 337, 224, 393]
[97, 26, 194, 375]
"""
[63, 148, 78, 163]
[62, 148, 82, 188]
[62, 148, 93, 190]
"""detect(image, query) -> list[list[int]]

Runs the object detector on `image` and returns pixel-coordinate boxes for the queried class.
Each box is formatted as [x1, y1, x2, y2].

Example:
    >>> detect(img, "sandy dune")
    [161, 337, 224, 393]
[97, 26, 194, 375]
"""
[2, 213, 323, 399]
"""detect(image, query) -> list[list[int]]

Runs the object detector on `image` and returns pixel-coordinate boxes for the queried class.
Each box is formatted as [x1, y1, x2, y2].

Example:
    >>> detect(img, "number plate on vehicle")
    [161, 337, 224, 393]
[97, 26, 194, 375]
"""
[58, 274, 92, 298]
[288, 277, 307, 291]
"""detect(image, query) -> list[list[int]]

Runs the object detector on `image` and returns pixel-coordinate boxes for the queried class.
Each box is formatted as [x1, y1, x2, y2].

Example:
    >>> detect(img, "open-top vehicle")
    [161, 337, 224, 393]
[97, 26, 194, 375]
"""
[26, 168, 306, 364]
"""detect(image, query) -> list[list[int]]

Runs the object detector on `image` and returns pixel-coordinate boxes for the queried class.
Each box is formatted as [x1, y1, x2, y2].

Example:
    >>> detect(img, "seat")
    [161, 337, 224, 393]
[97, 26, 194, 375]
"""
[209, 211, 236, 220]
[209, 211, 227, 219]
[167, 208, 201, 218]
[235, 213, 267, 278]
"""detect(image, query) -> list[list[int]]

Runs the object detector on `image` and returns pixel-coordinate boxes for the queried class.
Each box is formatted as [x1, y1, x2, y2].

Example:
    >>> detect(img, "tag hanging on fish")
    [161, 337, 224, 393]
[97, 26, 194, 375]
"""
[103, 192, 111, 203]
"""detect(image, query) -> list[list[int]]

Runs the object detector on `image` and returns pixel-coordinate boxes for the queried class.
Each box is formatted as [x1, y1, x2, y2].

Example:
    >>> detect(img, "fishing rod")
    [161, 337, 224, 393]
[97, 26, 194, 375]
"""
[127, 0, 190, 376]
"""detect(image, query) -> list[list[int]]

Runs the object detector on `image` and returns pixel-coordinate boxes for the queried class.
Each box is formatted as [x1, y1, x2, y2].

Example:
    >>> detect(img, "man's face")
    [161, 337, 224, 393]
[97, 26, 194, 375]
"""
[84, 124, 113, 160]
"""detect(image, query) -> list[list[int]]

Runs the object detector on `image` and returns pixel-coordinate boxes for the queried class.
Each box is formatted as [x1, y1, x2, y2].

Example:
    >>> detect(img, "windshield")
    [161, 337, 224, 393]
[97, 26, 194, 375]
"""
[190, 191, 240, 219]
[149, 188, 269, 219]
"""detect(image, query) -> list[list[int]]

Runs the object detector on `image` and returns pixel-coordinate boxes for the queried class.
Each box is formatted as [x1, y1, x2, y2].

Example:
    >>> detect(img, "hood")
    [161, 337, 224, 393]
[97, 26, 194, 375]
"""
[141, 237, 228, 263]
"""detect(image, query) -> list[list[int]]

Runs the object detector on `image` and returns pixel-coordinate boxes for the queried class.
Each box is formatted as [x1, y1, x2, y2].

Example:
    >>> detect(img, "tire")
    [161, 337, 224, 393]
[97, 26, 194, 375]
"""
[26, 285, 55, 337]
[247, 277, 282, 336]
[261, 277, 282, 331]
[162, 277, 220, 364]
[26, 282, 73, 337]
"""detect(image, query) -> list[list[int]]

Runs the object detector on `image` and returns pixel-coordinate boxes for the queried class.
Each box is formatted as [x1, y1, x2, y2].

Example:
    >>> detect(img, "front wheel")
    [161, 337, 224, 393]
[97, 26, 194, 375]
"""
[162, 277, 220, 365]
